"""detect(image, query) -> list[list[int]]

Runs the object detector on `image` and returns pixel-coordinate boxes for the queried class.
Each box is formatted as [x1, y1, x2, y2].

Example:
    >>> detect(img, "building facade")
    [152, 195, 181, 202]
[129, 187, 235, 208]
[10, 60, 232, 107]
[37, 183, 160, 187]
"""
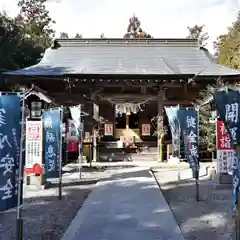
[5, 38, 240, 161]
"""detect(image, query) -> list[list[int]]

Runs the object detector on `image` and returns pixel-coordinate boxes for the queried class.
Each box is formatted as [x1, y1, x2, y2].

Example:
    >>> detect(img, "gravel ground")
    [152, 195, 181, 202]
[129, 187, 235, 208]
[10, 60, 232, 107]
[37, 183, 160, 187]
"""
[153, 170, 234, 240]
[0, 184, 93, 240]
[0, 166, 128, 240]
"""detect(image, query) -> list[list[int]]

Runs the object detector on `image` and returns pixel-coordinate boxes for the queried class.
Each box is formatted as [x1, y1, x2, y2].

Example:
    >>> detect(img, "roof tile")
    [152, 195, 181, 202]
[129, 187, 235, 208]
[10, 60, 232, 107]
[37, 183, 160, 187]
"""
[5, 38, 240, 77]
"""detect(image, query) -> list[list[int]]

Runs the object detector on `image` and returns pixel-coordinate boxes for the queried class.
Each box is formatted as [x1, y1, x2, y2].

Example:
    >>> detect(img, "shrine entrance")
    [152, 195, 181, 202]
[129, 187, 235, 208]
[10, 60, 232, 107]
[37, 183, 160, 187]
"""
[114, 103, 141, 141]
[5, 37, 240, 162]
[115, 112, 139, 130]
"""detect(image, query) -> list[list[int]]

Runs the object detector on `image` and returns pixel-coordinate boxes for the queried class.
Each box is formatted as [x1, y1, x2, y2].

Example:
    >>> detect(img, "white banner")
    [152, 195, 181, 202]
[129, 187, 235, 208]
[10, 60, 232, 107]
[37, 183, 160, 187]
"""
[216, 149, 234, 174]
[104, 123, 113, 136]
[25, 120, 43, 168]
[93, 103, 99, 121]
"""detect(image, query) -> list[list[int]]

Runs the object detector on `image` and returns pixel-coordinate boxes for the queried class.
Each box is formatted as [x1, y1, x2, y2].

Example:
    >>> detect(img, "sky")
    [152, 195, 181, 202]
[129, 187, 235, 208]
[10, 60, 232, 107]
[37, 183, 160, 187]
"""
[0, 0, 239, 53]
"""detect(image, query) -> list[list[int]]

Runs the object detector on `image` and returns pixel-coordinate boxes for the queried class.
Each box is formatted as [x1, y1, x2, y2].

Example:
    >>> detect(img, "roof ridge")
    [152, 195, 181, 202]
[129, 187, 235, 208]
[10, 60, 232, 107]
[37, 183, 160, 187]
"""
[52, 38, 199, 49]
[54, 38, 198, 43]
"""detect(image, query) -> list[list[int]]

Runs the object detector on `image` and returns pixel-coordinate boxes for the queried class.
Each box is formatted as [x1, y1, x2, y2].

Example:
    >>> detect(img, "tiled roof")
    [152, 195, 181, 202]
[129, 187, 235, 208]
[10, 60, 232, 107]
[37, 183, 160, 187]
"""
[5, 38, 240, 77]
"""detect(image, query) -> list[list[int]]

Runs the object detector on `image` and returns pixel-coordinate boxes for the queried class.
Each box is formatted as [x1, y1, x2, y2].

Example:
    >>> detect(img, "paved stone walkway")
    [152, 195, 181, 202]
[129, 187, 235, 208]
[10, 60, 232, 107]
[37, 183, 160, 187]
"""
[61, 167, 185, 240]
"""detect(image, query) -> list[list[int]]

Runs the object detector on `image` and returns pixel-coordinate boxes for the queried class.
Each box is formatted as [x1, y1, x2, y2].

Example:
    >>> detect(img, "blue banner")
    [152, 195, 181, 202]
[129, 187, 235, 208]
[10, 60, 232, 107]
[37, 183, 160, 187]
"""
[178, 107, 199, 174]
[43, 109, 61, 179]
[213, 88, 240, 210]
[164, 106, 181, 157]
[0, 95, 21, 211]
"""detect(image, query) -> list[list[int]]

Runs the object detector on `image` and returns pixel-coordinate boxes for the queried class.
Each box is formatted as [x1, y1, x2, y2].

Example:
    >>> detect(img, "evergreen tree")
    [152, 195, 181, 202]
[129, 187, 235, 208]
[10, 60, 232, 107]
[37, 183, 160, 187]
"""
[0, 0, 55, 90]
[124, 15, 152, 38]
[74, 33, 82, 38]
[187, 25, 214, 155]
[187, 24, 209, 47]
[17, 0, 55, 49]
[60, 32, 69, 39]
[215, 12, 240, 68]
[0, 12, 22, 71]
[11, 0, 56, 68]
[196, 91, 216, 154]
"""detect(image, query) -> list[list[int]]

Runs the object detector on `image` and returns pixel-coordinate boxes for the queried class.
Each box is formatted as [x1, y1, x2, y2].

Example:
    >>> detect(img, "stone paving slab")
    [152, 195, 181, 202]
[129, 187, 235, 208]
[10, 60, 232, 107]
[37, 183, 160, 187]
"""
[61, 167, 185, 240]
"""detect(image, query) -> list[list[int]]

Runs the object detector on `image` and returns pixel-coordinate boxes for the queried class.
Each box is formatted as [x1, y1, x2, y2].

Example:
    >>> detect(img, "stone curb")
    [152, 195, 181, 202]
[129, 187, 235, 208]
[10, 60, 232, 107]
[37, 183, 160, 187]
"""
[61, 169, 185, 240]
[150, 169, 185, 239]
[44, 178, 98, 189]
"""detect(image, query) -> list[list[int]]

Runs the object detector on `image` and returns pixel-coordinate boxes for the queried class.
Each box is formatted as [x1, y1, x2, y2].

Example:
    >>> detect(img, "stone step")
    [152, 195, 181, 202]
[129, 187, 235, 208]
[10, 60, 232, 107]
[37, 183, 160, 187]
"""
[98, 152, 157, 162]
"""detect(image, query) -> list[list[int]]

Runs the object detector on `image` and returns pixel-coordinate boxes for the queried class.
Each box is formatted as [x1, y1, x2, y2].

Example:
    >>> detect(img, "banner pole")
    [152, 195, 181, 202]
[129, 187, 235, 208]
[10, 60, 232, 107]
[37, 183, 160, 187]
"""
[16, 97, 25, 240]
[236, 191, 240, 240]
[235, 146, 240, 240]
[196, 107, 200, 202]
[65, 117, 69, 169]
[79, 104, 82, 179]
[58, 106, 63, 200]
[195, 169, 200, 201]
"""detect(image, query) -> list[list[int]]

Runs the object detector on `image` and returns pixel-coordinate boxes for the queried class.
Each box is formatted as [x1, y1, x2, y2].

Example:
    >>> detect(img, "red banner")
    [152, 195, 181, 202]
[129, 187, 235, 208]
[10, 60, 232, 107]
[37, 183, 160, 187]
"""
[217, 120, 232, 150]
[68, 140, 78, 152]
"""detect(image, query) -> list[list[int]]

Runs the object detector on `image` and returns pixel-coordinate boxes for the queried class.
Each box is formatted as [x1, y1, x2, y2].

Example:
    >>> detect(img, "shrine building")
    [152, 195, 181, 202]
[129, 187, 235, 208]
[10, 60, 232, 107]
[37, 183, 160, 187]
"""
[5, 38, 240, 162]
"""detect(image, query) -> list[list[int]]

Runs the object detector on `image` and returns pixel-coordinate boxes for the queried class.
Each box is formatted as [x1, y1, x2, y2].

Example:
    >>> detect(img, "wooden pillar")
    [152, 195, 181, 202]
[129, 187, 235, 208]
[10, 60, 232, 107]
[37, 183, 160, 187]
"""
[113, 104, 116, 138]
[157, 91, 165, 162]
[91, 93, 98, 162]
[93, 129, 97, 162]
[99, 101, 115, 139]
[126, 114, 129, 130]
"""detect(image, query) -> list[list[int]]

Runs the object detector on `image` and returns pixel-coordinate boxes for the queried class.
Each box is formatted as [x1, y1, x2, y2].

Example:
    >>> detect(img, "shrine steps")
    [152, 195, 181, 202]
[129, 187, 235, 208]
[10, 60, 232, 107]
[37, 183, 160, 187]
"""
[98, 141, 157, 162]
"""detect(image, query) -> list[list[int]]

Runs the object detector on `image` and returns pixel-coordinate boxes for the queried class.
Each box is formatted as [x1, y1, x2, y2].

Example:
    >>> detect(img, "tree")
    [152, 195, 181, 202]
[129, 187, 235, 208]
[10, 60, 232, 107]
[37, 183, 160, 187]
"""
[7, 0, 56, 69]
[124, 15, 152, 38]
[187, 25, 209, 47]
[60, 32, 69, 39]
[187, 25, 214, 155]
[0, 12, 22, 71]
[197, 92, 216, 155]
[17, 0, 55, 49]
[0, 1, 55, 90]
[214, 12, 240, 68]
[0, 12, 26, 90]
[74, 33, 82, 39]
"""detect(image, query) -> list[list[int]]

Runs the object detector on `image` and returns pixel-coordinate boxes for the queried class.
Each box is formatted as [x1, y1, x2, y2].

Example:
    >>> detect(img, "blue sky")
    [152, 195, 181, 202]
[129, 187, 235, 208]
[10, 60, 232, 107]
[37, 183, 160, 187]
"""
[0, 0, 239, 53]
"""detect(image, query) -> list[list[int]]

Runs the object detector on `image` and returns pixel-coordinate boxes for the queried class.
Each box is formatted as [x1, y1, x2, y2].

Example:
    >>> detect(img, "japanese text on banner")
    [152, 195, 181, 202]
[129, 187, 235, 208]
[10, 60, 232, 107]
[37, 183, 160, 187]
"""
[178, 108, 199, 173]
[216, 120, 234, 174]
[25, 121, 43, 170]
[213, 89, 240, 210]
[0, 95, 21, 211]
[225, 103, 239, 142]
[43, 110, 61, 179]
[186, 115, 198, 161]
[217, 121, 232, 150]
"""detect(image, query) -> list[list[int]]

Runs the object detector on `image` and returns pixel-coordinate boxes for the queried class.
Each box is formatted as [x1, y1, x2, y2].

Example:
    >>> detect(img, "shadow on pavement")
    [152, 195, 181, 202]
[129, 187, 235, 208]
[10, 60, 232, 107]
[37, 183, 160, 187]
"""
[156, 176, 234, 240]
[61, 170, 184, 240]
[0, 168, 152, 240]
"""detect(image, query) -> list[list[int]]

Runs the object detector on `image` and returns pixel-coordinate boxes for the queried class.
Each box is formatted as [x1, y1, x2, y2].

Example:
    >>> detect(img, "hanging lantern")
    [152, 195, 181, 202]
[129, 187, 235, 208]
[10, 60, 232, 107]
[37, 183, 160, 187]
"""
[30, 101, 43, 119]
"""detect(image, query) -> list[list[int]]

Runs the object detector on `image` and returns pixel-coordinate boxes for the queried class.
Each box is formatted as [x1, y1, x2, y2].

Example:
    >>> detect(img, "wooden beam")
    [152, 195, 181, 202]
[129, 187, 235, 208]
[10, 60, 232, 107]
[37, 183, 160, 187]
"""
[163, 100, 194, 106]
[184, 82, 187, 94]
[141, 86, 146, 94]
